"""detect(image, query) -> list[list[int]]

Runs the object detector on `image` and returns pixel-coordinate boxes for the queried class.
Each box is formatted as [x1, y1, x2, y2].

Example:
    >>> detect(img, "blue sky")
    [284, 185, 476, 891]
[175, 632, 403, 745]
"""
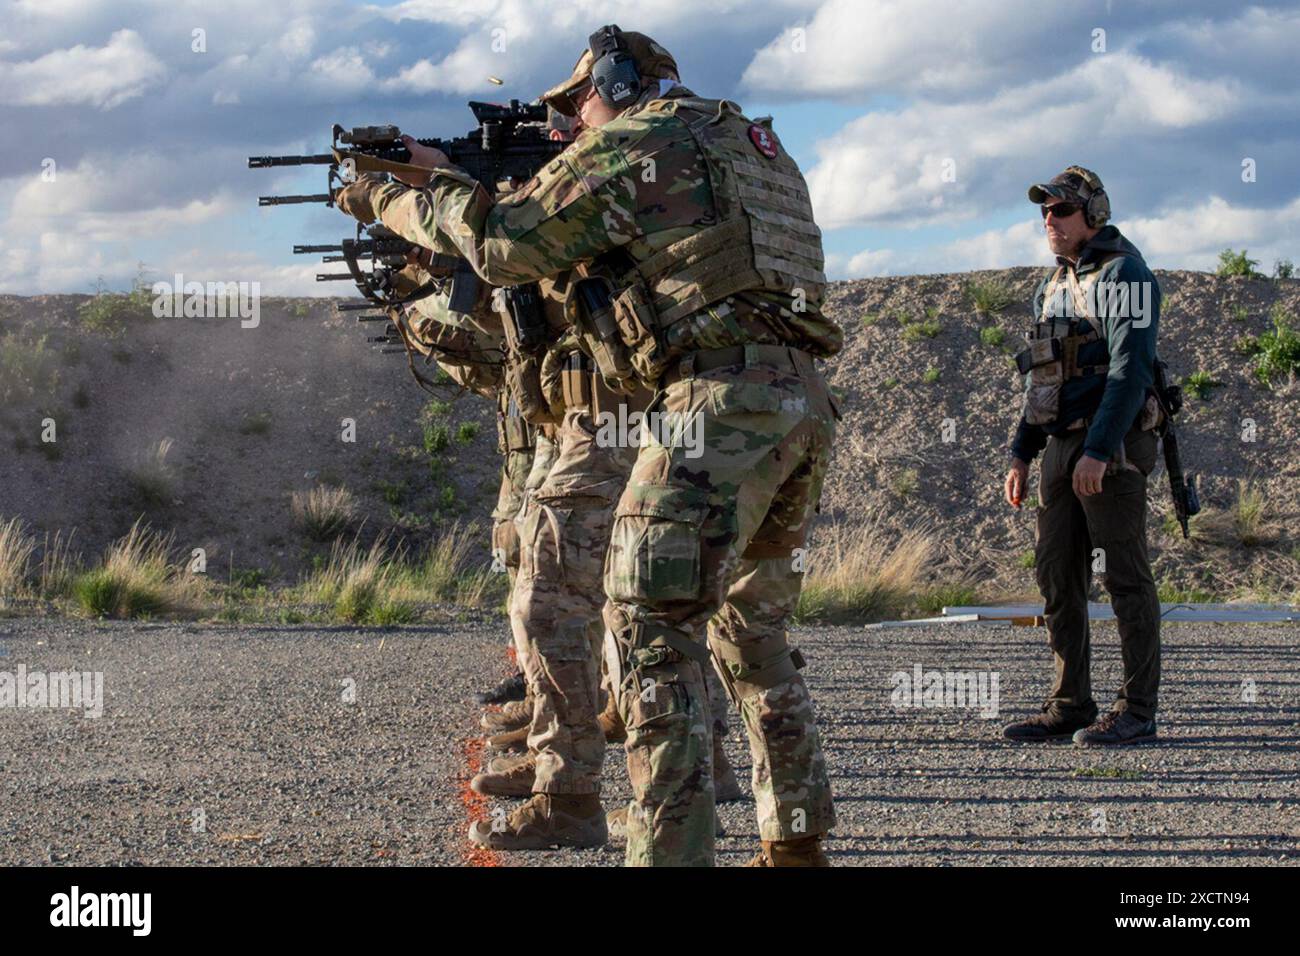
[2, 0, 1298, 294]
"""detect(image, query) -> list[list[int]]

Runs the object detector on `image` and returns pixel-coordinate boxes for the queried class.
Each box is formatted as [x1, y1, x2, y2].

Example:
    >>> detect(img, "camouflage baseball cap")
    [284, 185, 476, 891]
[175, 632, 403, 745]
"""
[1028, 166, 1104, 205]
[539, 29, 679, 116]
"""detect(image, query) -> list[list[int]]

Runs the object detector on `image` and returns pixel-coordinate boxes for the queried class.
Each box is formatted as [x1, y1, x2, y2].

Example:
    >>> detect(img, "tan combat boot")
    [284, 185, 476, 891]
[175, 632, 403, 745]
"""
[468, 793, 607, 850]
[745, 835, 830, 867]
[486, 723, 530, 754]
[713, 735, 744, 803]
[469, 752, 536, 797]
[597, 694, 626, 744]
[480, 696, 533, 733]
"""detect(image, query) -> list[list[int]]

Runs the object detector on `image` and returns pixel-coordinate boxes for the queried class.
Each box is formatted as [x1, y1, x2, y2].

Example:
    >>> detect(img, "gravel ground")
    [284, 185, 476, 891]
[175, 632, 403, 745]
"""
[0, 616, 1296, 867]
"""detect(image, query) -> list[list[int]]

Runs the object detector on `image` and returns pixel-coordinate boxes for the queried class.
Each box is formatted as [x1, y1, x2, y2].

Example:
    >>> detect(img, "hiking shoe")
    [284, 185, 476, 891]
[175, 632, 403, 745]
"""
[713, 737, 745, 803]
[476, 671, 528, 705]
[486, 751, 533, 775]
[745, 835, 829, 867]
[486, 723, 530, 754]
[1073, 711, 1158, 747]
[598, 697, 626, 744]
[1003, 708, 1096, 742]
[606, 804, 725, 843]
[480, 697, 533, 733]
[470, 753, 536, 797]
[468, 793, 607, 850]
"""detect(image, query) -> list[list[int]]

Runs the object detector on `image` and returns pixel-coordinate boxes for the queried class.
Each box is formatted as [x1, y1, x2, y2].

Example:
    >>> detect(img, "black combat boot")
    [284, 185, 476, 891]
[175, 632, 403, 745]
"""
[476, 671, 527, 705]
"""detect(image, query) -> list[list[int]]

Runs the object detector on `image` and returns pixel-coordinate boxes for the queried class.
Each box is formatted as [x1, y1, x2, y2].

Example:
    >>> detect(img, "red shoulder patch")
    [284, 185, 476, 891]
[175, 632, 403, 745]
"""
[748, 124, 779, 159]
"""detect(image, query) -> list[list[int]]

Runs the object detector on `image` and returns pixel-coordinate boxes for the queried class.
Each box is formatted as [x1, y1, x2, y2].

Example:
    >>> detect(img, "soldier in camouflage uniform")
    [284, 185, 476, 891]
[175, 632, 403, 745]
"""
[394, 260, 537, 703]
[337, 26, 837, 865]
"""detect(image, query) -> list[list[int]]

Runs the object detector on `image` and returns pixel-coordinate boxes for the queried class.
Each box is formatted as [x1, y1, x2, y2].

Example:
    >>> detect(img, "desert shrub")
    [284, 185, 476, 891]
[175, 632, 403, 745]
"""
[291, 485, 359, 541]
[1182, 371, 1219, 400]
[980, 326, 1006, 347]
[966, 278, 1015, 315]
[1216, 249, 1262, 278]
[795, 518, 936, 623]
[127, 438, 177, 506]
[72, 522, 206, 618]
[901, 319, 941, 342]
[1251, 304, 1300, 387]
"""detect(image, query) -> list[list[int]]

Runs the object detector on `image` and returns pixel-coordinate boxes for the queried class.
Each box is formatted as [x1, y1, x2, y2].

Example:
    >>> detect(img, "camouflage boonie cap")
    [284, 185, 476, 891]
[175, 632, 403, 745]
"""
[539, 30, 679, 116]
[1028, 166, 1104, 205]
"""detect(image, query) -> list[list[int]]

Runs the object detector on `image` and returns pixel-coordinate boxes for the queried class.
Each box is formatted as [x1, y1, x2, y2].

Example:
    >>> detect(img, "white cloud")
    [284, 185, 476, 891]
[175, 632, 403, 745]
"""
[805, 52, 1242, 230]
[310, 47, 377, 90]
[1125, 194, 1300, 272]
[0, 29, 167, 109]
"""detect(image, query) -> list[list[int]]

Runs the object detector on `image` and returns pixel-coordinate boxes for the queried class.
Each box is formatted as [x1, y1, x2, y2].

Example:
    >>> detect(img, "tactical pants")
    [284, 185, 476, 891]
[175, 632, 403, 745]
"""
[491, 443, 538, 585]
[1036, 426, 1161, 721]
[603, 349, 838, 867]
[512, 413, 636, 794]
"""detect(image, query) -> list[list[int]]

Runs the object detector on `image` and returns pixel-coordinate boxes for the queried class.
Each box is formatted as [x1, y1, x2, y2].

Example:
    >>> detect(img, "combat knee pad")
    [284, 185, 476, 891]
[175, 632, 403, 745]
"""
[604, 621, 711, 711]
[708, 632, 805, 705]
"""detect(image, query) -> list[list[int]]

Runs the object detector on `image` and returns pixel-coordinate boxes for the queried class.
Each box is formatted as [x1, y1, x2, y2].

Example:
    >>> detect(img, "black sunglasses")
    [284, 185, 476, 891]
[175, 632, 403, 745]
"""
[555, 79, 593, 116]
[1041, 202, 1084, 220]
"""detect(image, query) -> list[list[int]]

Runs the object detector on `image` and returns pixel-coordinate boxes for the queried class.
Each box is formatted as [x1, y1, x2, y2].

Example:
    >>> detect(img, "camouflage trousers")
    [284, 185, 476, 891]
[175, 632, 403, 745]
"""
[603, 348, 838, 866]
[492, 441, 540, 584]
[512, 412, 637, 794]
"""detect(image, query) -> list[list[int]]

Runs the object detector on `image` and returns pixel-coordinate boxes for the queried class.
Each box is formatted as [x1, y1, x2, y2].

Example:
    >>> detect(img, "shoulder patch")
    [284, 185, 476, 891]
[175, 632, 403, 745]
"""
[748, 124, 779, 159]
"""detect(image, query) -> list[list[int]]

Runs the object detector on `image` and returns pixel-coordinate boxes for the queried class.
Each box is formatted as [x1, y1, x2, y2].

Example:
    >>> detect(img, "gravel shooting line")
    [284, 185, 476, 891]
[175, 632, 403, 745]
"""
[0, 616, 1295, 866]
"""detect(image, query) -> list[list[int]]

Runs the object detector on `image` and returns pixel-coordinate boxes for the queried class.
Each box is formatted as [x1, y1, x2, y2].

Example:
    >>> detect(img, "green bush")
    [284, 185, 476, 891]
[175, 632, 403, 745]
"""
[1216, 249, 1262, 278]
[1229, 304, 1249, 323]
[455, 422, 479, 444]
[1182, 371, 1220, 400]
[77, 273, 156, 336]
[979, 326, 1006, 347]
[423, 422, 450, 455]
[901, 319, 941, 341]
[1274, 259, 1294, 280]
[966, 279, 1016, 315]
[1252, 304, 1300, 387]
[922, 366, 941, 384]
[916, 583, 979, 615]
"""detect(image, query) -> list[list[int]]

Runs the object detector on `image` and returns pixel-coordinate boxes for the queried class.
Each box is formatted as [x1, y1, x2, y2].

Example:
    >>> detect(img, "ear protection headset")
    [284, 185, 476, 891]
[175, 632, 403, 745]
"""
[588, 24, 642, 108]
[1064, 165, 1111, 228]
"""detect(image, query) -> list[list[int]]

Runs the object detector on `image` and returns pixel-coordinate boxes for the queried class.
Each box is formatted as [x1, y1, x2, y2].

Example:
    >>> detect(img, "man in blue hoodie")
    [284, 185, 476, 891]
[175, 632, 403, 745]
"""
[1002, 166, 1163, 747]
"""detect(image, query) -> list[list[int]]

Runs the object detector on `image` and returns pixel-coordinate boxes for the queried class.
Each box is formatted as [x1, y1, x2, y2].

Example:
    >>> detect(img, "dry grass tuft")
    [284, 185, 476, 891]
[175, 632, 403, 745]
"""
[795, 515, 937, 623]
[292, 485, 360, 541]
[72, 521, 207, 618]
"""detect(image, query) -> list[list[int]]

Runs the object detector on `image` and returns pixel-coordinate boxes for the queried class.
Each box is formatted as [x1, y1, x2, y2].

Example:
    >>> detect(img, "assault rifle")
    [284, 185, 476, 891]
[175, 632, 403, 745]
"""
[1152, 359, 1200, 538]
[248, 99, 564, 208]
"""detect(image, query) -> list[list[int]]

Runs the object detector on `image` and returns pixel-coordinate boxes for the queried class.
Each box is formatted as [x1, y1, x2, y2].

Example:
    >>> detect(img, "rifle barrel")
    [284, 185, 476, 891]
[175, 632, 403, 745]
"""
[248, 154, 334, 168]
[260, 194, 333, 206]
[294, 244, 342, 254]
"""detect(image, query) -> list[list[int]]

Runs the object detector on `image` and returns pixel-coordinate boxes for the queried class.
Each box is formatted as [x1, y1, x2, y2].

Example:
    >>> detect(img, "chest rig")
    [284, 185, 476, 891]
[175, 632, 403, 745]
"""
[573, 94, 826, 388]
[1017, 257, 1118, 427]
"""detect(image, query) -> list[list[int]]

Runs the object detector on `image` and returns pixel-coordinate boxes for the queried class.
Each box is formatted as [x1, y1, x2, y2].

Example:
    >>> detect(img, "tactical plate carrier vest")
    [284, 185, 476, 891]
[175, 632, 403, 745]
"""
[1017, 255, 1161, 433]
[592, 94, 828, 385]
